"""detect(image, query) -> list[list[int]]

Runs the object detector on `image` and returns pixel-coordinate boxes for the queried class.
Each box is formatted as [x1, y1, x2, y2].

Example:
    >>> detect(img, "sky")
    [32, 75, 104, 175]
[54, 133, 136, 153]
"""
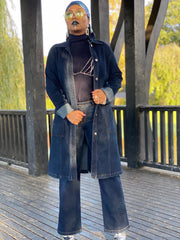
[8, 0, 150, 56]
[8, 0, 90, 56]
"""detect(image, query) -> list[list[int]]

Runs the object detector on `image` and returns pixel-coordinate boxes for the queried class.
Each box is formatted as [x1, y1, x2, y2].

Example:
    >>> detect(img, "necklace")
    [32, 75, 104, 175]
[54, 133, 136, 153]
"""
[73, 57, 94, 77]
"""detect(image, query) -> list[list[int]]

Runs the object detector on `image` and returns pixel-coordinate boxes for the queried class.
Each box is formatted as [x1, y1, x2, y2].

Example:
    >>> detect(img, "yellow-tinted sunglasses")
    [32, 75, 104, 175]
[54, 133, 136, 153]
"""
[65, 10, 86, 20]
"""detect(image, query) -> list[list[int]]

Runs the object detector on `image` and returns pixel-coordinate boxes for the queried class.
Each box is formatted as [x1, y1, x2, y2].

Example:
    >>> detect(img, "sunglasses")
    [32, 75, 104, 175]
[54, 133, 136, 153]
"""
[65, 10, 86, 20]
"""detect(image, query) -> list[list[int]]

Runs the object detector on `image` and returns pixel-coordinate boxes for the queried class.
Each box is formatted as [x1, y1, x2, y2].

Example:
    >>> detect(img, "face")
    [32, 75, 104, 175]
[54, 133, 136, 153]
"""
[65, 5, 90, 35]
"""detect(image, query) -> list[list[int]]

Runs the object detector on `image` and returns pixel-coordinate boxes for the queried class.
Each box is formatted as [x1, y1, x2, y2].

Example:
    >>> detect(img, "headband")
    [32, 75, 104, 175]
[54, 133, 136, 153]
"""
[65, 1, 90, 18]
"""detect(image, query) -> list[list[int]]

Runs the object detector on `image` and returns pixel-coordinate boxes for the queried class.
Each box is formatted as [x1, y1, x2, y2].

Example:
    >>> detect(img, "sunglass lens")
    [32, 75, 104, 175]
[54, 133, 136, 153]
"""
[75, 11, 84, 18]
[65, 11, 85, 20]
[65, 12, 73, 20]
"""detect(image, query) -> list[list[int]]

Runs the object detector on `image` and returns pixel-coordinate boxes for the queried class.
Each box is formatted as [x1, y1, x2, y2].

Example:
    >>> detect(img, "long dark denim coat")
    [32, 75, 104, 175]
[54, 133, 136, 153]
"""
[46, 35, 123, 180]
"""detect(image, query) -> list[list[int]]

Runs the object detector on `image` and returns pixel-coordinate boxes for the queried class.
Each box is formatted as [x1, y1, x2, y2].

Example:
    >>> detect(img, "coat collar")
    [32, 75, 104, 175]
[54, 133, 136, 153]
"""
[56, 34, 103, 49]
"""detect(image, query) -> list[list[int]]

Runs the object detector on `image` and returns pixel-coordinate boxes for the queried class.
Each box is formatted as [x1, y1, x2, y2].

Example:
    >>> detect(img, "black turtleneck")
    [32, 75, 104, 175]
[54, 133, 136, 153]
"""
[69, 34, 93, 102]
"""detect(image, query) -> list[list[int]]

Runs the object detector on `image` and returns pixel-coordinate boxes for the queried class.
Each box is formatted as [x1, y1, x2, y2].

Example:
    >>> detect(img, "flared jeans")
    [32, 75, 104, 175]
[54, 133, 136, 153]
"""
[57, 101, 129, 235]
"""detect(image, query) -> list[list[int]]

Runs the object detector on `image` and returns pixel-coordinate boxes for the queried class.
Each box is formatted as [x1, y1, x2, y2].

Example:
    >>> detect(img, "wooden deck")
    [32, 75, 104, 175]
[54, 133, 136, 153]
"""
[0, 163, 180, 240]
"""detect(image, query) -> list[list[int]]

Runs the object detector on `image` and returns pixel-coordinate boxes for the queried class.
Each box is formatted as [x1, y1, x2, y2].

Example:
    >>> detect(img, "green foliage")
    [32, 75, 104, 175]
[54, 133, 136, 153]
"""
[160, 0, 180, 46]
[0, 0, 25, 109]
[145, 0, 180, 46]
[149, 44, 180, 105]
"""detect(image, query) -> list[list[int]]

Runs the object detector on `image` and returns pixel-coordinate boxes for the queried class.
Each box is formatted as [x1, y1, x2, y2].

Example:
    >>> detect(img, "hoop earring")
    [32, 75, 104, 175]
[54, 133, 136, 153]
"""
[66, 30, 69, 39]
[90, 25, 93, 34]
[86, 25, 89, 36]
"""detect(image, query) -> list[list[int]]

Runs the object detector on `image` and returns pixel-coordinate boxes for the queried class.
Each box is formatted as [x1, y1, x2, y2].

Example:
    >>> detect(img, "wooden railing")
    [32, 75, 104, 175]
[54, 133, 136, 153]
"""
[0, 110, 28, 167]
[113, 106, 126, 161]
[138, 106, 180, 172]
[0, 106, 180, 172]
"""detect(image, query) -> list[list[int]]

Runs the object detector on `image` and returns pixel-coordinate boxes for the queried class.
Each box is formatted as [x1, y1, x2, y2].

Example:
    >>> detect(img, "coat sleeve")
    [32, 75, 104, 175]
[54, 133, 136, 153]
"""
[101, 45, 122, 103]
[45, 46, 73, 118]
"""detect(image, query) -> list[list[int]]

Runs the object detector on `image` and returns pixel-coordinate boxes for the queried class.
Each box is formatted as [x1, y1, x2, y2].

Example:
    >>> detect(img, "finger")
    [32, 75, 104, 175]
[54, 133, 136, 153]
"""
[92, 89, 100, 93]
[75, 117, 83, 125]
[96, 94, 103, 99]
[93, 89, 102, 95]
[98, 93, 105, 98]
[73, 117, 81, 125]
[92, 95, 97, 101]
[92, 90, 99, 97]
[92, 96, 96, 101]
[76, 110, 86, 116]
[76, 113, 85, 122]
[92, 94, 99, 100]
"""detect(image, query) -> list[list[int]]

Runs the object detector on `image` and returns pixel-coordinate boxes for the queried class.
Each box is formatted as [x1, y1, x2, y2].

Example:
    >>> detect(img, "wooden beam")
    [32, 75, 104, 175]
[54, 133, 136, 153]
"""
[110, 0, 124, 62]
[124, 0, 146, 168]
[91, 0, 109, 43]
[20, 0, 48, 176]
[145, 0, 169, 96]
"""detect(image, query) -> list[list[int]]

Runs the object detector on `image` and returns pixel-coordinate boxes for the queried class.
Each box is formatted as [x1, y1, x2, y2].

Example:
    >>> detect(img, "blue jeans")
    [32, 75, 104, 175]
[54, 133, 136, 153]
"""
[58, 101, 129, 235]
[76, 101, 95, 174]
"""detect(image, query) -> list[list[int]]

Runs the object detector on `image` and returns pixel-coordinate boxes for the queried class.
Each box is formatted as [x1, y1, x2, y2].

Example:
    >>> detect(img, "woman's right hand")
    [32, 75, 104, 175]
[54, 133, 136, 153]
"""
[66, 110, 86, 125]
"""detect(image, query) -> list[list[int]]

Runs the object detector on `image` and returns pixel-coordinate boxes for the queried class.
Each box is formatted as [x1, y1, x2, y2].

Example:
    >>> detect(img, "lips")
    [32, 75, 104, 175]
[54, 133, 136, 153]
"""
[72, 21, 79, 25]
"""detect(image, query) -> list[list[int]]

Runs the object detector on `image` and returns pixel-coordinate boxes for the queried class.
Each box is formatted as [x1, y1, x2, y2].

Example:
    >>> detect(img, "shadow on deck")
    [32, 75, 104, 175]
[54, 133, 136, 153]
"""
[0, 163, 180, 240]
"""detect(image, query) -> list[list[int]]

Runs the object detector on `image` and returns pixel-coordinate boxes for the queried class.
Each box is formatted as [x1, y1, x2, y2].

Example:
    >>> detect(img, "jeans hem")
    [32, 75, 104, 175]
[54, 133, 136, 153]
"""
[58, 228, 82, 235]
[104, 225, 130, 233]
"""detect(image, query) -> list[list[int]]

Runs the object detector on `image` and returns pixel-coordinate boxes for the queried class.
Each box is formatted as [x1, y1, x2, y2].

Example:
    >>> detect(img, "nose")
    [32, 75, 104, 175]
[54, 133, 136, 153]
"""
[72, 12, 77, 19]
[72, 15, 76, 20]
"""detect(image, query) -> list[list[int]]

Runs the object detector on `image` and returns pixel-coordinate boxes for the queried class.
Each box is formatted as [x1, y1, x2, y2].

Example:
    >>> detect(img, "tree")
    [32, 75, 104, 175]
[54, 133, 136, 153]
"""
[149, 43, 180, 105]
[0, 0, 25, 109]
[145, 0, 180, 46]
[160, 0, 180, 46]
[145, 0, 180, 105]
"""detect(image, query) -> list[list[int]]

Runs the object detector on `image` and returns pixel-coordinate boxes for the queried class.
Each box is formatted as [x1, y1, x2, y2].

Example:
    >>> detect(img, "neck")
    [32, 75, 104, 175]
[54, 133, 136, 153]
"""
[69, 30, 86, 36]
[68, 33, 88, 42]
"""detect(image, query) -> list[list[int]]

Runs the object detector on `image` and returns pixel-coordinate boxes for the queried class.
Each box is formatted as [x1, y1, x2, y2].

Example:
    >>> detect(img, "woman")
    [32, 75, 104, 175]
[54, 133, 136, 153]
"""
[46, 1, 129, 240]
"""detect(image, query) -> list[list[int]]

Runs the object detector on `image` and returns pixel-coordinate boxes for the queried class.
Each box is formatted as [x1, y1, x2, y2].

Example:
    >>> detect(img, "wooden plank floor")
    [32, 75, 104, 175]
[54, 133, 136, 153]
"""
[0, 163, 180, 240]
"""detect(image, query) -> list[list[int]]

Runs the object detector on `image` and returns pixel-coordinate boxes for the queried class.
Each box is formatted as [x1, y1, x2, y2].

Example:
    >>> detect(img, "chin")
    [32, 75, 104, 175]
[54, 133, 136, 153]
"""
[70, 30, 84, 35]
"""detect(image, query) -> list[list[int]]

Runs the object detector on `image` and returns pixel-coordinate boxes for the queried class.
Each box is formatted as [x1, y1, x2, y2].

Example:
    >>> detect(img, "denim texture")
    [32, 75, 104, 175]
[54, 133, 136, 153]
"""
[58, 175, 129, 235]
[58, 103, 129, 235]
[76, 101, 95, 173]
[46, 34, 123, 180]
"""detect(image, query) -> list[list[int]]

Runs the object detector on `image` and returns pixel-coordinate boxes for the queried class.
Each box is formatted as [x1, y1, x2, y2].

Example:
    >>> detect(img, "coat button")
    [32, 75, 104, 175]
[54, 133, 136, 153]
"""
[95, 77, 98, 81]
[94, 132, 97, 136]
[95, 58, 98, 62]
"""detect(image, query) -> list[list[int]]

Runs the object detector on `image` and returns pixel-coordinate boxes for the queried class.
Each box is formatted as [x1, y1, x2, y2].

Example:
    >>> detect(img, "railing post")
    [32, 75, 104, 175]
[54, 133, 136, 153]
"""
[20, 0, 48, 176]
[177, 111, 180, 167]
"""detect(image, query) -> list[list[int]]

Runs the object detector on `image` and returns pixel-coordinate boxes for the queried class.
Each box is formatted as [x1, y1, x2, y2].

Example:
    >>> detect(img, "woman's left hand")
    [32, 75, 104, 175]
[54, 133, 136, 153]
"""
[92, 89, 106, 105]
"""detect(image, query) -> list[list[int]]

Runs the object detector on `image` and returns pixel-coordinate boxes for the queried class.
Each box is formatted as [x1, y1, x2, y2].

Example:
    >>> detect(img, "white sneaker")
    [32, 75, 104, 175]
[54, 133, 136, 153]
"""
[62, 236, 75, 240]
[113, 231, 127, 240]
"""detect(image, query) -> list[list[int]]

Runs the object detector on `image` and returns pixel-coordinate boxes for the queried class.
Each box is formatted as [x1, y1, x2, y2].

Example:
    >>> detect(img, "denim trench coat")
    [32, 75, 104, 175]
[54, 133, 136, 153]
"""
[46, 35, 123, 180]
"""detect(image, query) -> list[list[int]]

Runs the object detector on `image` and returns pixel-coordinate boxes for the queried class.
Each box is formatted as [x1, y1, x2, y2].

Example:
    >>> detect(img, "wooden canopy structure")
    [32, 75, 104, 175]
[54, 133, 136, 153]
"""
[20, 0, 169, 175]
